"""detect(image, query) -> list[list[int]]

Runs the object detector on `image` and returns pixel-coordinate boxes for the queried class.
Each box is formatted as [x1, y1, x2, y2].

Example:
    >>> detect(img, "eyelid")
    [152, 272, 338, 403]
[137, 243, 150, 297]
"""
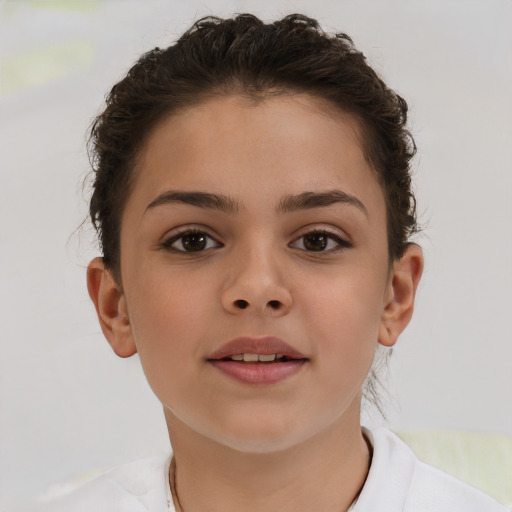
[289, 225, 352, 251]
[160, 225, 222, 251]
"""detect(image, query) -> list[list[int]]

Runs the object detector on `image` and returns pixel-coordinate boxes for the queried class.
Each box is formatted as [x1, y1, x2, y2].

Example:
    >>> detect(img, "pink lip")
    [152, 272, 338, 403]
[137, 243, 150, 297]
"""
[208, 337, 308, 385]
[208, 337, 307, 360]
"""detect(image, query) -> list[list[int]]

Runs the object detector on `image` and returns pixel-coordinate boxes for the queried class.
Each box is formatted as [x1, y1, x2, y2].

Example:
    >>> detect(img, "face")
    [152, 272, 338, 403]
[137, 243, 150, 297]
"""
[109, 94, 401, 453]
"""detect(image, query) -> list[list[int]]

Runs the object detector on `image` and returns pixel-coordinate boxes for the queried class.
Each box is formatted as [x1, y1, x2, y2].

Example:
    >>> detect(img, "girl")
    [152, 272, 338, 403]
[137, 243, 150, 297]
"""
[38, 13, 509, 512]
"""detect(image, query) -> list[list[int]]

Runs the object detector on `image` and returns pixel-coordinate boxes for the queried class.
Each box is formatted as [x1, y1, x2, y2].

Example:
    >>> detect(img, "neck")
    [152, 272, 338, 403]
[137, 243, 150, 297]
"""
[165, 407, 371, 512]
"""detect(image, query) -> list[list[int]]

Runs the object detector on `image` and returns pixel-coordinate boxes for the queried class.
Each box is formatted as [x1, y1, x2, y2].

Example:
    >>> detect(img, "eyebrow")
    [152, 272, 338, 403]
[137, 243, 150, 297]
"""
[145, 191, 239, 214]
[144, 189, 367, 217]
[277, 190, 368, 217]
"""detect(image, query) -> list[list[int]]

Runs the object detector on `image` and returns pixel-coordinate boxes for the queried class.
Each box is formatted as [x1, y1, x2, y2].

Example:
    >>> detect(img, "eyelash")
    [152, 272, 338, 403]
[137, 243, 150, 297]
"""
[289, 229, 352, 253]
[161, 228, 222, 253]
[161, 228, 351, 254]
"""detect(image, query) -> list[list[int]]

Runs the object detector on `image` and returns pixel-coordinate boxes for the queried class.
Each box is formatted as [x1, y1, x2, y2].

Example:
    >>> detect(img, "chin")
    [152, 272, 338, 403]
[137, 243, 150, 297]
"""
[204, 414, 317, 455]
[215, 432, 304, 455]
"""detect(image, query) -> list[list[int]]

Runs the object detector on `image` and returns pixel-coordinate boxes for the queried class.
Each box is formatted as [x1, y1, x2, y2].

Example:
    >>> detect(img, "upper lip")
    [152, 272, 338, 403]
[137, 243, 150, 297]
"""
[208, 337, 307, 360]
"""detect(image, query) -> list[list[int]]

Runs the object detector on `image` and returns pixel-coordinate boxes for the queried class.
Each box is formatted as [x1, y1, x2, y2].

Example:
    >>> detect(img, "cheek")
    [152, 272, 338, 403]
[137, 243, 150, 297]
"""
[128, 264, 213, 332]
[305, 264, 385, 331]
[300, 267, 386, 373]
[124, 269, 215, 381]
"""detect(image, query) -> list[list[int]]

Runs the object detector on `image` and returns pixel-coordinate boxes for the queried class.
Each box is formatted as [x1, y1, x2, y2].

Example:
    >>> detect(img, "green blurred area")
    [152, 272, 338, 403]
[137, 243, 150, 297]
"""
[1, 42, 94, 95]
[30, 0, 98, 11]
[3, 0, 99, 15]
[1, 1, 98, 95]
[396, 429, 512, 508]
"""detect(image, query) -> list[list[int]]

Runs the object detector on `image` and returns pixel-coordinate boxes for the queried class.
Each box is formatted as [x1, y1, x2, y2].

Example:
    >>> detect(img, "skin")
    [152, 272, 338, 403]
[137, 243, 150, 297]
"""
[88, 94, 423, 512]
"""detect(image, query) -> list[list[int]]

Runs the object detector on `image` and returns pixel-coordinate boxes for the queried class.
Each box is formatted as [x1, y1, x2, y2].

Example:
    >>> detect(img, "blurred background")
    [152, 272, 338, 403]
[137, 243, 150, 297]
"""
[1, 0, 511, 509]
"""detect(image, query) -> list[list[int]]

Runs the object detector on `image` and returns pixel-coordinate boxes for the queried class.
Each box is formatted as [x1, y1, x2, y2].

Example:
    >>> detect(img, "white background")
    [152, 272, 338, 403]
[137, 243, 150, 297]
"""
[1, 0, 511, 509]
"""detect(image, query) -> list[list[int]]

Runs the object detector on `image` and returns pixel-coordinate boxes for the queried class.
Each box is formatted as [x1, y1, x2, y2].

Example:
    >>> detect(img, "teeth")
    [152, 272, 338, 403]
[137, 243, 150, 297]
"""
[229, 353, 279, 362]
[258, 354, 277, 362]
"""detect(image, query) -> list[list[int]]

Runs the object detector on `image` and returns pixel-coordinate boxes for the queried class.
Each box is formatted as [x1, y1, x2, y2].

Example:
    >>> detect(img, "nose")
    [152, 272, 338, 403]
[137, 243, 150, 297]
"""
[221, 249, 292, 316]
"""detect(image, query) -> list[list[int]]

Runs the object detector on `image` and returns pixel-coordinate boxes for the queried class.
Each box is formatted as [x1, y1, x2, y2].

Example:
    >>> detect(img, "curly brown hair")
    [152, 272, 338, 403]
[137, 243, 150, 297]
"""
[88, 13, 418, 282]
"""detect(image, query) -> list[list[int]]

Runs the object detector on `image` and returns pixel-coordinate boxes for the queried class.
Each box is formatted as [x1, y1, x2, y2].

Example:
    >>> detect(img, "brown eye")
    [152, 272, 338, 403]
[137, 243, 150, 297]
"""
[303, 232, 329, 251]
[165, 230, 221, 252]
[290, 230, 350, 252]
[181, 233, 207, 251]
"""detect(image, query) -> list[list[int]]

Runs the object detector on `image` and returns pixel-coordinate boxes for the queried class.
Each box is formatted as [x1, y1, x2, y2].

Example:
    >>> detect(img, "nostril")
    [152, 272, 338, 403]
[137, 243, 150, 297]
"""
[268, 300, 281, 309]
[234, 299, 249, 309]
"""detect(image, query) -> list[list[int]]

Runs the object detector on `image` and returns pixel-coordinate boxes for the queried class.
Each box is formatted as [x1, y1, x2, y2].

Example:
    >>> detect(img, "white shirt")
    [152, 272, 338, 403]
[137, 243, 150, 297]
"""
[32, 428, 509, 512]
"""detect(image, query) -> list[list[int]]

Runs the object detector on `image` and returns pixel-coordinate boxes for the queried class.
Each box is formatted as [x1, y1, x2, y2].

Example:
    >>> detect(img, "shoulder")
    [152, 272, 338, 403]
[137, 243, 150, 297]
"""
[354, 428, 509, 512]
[406, 458, 510, 512]
[29, 454, 172, 512]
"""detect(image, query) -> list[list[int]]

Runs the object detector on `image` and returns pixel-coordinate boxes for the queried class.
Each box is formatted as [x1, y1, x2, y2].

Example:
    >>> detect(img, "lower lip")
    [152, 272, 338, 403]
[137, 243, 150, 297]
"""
[209, 359, 307, 384]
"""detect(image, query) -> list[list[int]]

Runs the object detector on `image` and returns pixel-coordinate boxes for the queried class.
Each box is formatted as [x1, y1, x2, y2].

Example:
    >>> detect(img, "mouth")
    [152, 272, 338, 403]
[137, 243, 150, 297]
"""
[208, 337, 308, 384]
[218, 353, 301, 363]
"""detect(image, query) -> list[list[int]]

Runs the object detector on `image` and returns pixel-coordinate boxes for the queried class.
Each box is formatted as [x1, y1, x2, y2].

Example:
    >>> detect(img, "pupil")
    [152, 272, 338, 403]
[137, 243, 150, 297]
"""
[304, 233, 327, 251]
[183, 233, 206, 251]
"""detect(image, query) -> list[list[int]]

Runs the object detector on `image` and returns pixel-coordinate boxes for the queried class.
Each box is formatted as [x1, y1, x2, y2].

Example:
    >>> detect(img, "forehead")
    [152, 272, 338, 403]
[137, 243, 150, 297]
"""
[127, 93, 385, 219]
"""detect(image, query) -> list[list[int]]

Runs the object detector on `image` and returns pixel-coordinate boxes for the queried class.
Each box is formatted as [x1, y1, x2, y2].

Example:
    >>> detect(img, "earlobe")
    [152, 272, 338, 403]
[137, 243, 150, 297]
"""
[378, 244, 424, 347]
[86, 257, 137, 358]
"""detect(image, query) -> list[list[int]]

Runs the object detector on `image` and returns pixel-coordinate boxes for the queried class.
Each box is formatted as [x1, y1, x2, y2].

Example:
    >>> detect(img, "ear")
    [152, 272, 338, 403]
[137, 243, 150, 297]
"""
[86, 257, 137, 358]
[378, 244, 424, 347]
